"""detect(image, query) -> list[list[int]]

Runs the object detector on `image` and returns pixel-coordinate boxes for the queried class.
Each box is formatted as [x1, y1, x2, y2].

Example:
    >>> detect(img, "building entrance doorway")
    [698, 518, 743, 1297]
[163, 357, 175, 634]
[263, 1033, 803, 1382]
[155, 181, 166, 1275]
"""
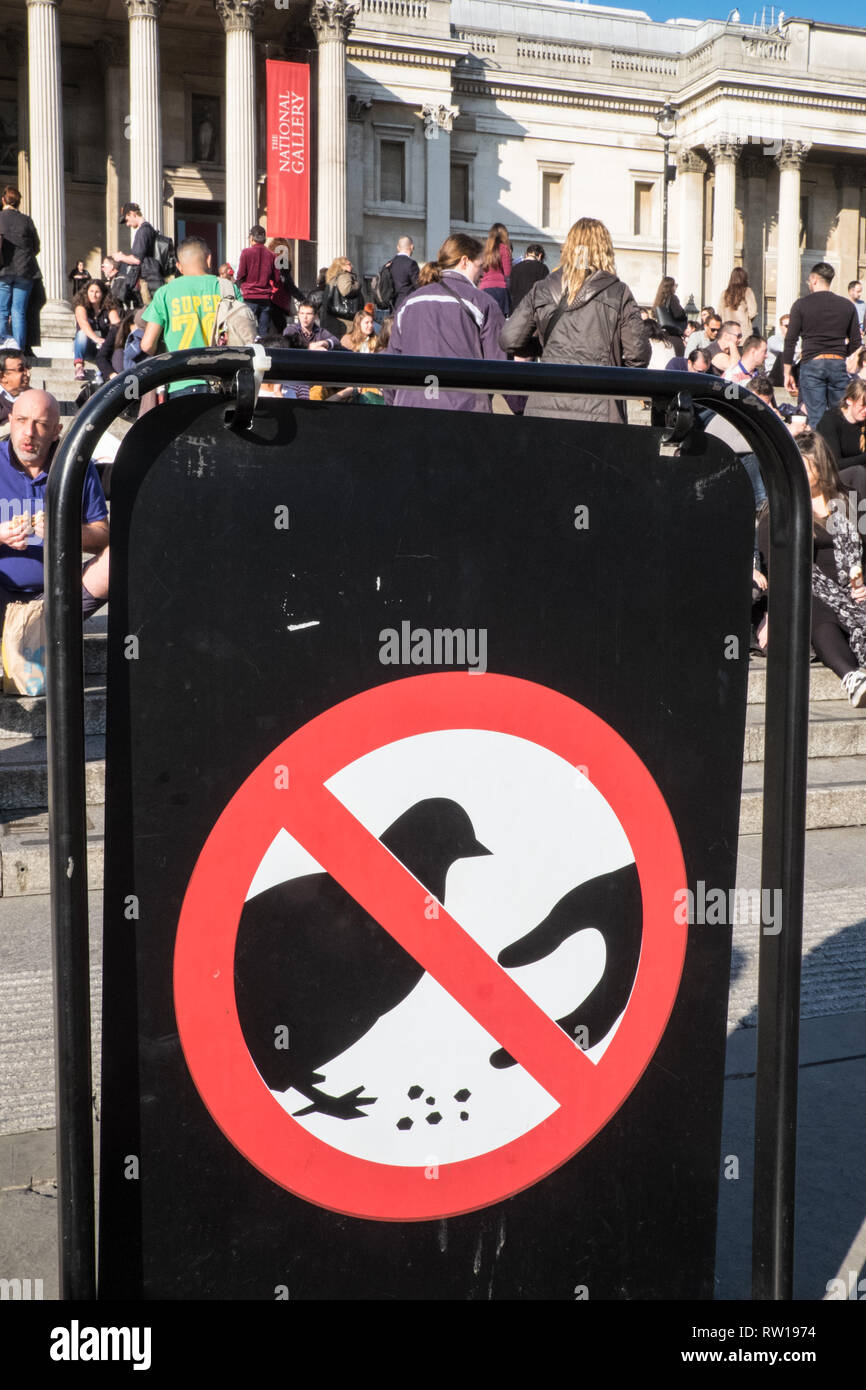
[175, 201, 225, 270]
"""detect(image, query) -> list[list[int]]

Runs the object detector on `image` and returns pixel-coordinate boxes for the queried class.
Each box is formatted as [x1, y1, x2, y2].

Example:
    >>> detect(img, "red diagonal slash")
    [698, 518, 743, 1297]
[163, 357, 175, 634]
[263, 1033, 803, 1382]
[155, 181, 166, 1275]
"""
[280, 773, 596, 1111]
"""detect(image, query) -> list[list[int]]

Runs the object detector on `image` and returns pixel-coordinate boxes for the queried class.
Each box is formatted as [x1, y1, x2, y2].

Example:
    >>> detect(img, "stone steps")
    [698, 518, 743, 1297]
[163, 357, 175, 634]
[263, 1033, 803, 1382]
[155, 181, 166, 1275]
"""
[740, 656, 866, 833]
[740, 755, 866, 834]
[747, 659, 843, 705]
[743, 699, 866, 763]
[0, 805, 104, 897]
[2, 643, 866, 893]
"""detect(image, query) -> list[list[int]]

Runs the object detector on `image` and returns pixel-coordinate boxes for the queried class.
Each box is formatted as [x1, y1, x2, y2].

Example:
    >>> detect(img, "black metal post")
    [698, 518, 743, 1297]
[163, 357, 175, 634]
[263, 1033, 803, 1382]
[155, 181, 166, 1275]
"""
[662, 136, 670, 279]
[46, 353, 811, 1300]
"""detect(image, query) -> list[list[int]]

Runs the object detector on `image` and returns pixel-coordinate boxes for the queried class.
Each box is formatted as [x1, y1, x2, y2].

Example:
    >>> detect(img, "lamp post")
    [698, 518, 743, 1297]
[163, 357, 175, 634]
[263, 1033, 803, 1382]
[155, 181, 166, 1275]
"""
[656, 102, 678, 279]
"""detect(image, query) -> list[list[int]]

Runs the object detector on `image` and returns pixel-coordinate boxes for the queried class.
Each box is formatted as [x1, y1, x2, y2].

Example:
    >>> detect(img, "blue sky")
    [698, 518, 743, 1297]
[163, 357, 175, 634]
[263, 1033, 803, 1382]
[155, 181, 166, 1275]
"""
[584, 0, 864, 27]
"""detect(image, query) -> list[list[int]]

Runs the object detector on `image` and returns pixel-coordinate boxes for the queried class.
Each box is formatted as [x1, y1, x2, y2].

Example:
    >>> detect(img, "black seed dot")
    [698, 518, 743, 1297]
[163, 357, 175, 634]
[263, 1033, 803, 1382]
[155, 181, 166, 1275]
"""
[396, 1117, 413, 1130]
[426, 1096, 436, 1106]
[454, 1088, 471, 1102]
[408, 1085, 423, 1100]
[460, 1111, 469, 1121]
[426, 1111, 442, 1125]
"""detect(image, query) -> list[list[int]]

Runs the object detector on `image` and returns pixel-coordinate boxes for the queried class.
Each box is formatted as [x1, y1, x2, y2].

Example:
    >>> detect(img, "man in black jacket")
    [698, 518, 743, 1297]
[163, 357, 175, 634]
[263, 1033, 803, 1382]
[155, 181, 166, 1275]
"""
[509, 245, 549, 310]
[0, 185, 40, 353]
[784, 261, 861, 425]
[114, 203, 164, 306]
[390, 236, 419, 310]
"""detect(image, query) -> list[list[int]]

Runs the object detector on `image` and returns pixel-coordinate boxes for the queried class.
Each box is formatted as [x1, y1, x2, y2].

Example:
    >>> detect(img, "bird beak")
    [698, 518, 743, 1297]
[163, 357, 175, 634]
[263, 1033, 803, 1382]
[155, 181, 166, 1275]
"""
[466, 841, 492, 858]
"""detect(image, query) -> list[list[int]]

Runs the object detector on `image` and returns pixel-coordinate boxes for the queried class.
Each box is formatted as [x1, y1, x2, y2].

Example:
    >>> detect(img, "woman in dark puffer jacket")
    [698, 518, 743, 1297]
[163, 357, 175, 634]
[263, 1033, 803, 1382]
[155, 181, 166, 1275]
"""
[500, 217, 650, 423]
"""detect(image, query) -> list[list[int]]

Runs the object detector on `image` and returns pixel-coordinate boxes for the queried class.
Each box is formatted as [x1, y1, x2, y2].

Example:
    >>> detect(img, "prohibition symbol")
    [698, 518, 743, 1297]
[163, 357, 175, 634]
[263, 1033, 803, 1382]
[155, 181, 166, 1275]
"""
[174, 673, 687, 1222]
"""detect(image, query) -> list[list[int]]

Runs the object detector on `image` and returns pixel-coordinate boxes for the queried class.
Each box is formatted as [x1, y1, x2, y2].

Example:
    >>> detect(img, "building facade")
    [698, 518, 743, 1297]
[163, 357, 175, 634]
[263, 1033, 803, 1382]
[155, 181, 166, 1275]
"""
[4, 0, 866, 351]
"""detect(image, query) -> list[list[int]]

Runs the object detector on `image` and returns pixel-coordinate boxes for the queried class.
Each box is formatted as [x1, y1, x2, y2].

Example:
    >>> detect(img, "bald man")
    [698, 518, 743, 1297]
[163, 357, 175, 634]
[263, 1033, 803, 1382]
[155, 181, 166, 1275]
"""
[0, 390, 109, 627]
[391, 234, 419, 309]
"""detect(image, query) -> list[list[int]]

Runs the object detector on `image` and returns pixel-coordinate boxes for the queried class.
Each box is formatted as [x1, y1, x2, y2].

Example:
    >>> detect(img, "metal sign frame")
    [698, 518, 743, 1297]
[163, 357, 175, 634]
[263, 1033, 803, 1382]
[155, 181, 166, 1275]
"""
[44, 348, 812, 1301]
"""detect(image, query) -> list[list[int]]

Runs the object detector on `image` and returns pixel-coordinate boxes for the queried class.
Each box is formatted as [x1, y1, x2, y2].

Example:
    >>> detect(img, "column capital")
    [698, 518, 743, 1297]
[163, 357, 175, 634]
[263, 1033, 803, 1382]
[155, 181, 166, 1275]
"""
[215, 0, 264, 32]
[775, 139, 811, 173]
[347, 93, 372, 122]
[25, 0, 62, 7]
[124, 0, 165, 17]
[310, 0, 358, 43]
[707, 136, 743, 166]
[417, 101, 459, 139]
[676, 148, 706, 176]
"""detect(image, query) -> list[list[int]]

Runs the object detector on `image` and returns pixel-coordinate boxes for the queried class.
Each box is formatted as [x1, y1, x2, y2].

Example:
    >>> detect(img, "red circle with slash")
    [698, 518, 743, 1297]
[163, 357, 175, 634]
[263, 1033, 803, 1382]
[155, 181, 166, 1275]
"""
[174, 672, 687, 1221]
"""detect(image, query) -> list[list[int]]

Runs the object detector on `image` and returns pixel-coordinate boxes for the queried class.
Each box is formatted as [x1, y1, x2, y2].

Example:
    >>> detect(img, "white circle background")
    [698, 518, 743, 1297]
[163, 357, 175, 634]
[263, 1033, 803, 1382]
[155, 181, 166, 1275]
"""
[244, 728, 636, 1167]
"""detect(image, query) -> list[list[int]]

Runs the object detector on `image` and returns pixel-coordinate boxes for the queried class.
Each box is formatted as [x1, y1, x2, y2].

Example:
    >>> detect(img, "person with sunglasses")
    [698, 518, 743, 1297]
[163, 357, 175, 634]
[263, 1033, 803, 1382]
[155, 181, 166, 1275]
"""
[707, 320, 742, 375]
[693, 313, 721, 351]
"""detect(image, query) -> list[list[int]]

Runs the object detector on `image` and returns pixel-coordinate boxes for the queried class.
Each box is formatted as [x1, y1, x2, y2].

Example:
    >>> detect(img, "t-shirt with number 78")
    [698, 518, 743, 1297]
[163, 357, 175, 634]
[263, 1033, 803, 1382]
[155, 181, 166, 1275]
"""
[142, 273, 241, 392]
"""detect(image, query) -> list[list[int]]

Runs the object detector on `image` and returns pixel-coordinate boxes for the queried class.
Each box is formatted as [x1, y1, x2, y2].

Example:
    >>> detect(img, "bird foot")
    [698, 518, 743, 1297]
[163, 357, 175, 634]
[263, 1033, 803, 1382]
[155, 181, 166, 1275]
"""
[292, 1083, 377, 1120]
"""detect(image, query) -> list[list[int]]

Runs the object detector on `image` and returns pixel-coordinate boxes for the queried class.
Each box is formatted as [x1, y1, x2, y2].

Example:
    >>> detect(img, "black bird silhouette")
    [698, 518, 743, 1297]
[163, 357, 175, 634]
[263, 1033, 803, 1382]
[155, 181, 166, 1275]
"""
[488, 862, 642, 1068]
[234, 797, 490, 1118]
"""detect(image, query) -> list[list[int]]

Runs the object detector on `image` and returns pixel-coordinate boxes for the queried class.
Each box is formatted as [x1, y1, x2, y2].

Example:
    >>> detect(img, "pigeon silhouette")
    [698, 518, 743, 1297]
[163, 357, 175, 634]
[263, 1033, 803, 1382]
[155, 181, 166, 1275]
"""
[234, 797, 490, 1118]
[489, 862, 642, 1068]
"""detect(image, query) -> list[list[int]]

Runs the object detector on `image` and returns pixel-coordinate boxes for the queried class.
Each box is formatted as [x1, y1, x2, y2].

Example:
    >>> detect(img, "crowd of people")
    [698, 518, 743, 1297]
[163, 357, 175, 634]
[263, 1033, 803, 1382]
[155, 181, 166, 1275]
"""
[1, 201, 864, 710]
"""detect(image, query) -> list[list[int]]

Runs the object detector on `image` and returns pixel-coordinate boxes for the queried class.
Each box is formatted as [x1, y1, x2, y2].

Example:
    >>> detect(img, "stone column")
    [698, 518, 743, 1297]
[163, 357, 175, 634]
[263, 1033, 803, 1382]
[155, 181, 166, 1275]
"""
[346, 95, 370, 274]
[835, 164, 861, 291]
[675, 150, 705, 312]
[125, 0, 164, 229]
[708, 136, 742, 308]
[775, 140, 811, 322]
[27, 0, 74, 351]
[7, 29, 30, 212]
[96, 37, 129, 262]
[742, 152, 768, 328]
[420, 101, 458, 264]
[311, 0, 357, 270]
[216, 0, 264, 268]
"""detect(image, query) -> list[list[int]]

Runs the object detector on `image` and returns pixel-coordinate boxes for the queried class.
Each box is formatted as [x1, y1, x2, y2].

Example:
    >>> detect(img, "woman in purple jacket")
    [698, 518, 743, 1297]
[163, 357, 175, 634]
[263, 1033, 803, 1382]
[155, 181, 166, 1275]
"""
[385, 233, 506, 412]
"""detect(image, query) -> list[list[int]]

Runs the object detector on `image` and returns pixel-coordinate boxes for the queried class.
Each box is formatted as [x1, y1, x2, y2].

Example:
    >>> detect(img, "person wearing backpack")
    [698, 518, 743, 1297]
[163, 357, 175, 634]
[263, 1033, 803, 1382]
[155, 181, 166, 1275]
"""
[139, 236, 242, 396]
[114, 202, 164, 306]
[377, 236, 419, 312]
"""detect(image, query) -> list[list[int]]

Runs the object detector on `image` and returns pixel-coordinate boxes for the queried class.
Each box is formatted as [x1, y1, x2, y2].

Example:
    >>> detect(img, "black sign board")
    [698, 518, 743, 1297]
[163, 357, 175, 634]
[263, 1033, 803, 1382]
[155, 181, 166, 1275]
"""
[95, 393, 755, 1299]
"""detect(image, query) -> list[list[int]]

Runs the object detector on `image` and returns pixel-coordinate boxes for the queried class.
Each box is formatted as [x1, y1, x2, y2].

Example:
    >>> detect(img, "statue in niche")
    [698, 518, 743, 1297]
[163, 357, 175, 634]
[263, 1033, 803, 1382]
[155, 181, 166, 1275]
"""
[192, 96, 219, 164]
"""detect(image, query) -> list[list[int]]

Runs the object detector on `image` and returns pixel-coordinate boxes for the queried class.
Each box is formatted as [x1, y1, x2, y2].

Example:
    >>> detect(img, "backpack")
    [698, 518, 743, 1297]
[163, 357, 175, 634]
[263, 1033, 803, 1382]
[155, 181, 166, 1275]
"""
[153, 231, 177, 280]
[210, 277, 258, 347]
[374, 259, 396, 310]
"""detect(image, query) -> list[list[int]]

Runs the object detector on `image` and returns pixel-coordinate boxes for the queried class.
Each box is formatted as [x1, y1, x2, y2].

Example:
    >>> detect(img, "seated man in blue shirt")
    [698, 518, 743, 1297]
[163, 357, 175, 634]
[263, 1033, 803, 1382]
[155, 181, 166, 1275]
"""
[0, 390, 109, 627]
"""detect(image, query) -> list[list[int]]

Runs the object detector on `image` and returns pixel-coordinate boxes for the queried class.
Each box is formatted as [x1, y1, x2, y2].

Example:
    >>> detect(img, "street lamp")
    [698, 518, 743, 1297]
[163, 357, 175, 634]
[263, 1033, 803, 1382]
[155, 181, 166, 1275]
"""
[656, 101, 678, 280]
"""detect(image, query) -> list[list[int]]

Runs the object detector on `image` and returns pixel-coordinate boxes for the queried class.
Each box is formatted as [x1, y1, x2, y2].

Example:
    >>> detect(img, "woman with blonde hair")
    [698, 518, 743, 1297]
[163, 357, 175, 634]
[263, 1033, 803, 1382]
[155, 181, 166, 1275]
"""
[385, 232, 506, 411]
[718, 266, 758, 340]
[500, 216, 650, 421]
[341, 307, 379, 353]
[321, 255, 362, 335]
[478, 222, 512, 316]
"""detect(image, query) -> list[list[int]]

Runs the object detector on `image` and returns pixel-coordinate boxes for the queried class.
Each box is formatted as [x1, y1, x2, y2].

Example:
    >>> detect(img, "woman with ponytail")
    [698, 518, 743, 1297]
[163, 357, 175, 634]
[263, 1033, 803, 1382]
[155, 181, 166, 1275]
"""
[385, 233, 507, 412]
[500, 216, 650, 422]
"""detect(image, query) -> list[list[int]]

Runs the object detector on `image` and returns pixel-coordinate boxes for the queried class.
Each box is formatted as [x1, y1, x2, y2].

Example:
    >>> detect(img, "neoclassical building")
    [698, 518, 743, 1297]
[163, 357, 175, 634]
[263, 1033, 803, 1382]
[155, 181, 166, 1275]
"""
[6, 0, 866, 351]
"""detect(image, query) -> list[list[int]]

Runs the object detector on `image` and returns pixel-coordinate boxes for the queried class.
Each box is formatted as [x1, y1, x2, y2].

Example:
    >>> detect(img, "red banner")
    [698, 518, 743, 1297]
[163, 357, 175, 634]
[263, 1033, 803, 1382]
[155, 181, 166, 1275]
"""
[266, 60, 310, 241]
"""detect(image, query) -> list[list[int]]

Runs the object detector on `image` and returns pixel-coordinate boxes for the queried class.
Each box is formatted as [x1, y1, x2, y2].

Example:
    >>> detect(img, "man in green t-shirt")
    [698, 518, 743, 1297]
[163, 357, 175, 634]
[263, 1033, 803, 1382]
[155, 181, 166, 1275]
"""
[140, 235, 240, 393]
